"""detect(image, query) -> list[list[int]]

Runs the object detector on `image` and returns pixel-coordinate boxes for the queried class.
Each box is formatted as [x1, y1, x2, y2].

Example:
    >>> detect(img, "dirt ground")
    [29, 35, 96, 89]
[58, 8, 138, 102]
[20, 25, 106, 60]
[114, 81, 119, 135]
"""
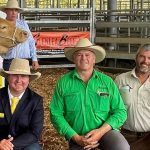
[30, 68, 69, 150]
[30, 68, 117, 150]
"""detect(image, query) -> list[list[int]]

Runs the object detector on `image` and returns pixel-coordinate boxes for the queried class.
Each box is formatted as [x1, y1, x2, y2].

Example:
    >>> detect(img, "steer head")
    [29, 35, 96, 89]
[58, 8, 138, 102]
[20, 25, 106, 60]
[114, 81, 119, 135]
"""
[0, 18, 28, 53]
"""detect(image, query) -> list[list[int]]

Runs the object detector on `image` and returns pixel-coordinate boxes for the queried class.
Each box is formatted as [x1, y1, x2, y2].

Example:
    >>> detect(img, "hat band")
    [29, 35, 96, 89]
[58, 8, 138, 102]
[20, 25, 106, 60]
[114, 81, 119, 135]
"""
[10, 68, 30, 74]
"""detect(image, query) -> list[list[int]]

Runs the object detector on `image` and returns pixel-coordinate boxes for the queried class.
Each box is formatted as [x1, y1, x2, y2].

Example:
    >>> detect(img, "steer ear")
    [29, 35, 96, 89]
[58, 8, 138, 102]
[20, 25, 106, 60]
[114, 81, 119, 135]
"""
[0, 45, 9, 53]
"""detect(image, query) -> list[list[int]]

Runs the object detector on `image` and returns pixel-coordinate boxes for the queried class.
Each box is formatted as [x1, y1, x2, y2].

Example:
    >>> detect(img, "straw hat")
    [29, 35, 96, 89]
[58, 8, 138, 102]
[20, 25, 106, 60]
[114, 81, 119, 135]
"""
[0, 0, 23, 12]
[64, 38, 106, 63]
[0, 58, 41, 81]
[0, 10, 6, 19]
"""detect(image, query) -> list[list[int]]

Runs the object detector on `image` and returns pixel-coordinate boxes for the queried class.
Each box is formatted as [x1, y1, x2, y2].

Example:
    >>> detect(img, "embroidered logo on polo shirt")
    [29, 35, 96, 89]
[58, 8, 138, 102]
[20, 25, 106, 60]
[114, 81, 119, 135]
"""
[96, 90, 109, 96]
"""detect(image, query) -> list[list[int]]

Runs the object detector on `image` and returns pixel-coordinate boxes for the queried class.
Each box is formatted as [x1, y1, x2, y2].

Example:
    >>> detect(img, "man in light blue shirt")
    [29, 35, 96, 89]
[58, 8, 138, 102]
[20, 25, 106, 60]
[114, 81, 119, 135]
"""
[1, 0, 39, 71]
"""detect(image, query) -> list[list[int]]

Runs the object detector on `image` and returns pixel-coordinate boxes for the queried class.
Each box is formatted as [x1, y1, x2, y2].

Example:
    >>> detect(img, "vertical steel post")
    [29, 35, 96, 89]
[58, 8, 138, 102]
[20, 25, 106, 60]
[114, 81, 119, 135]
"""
[89, 0, 95, 43]
[107, 0, 117, 51]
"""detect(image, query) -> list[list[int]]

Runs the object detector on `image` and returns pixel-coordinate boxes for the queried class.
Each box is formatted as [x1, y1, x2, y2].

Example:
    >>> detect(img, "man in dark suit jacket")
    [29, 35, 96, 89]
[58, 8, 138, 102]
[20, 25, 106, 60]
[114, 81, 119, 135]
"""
[0, 58, 44, 150]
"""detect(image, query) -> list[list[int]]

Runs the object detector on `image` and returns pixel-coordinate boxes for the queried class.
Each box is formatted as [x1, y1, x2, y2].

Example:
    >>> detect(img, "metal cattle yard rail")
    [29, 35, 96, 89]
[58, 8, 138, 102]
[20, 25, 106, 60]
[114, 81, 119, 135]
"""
[20, 7, 95, 68]
[19, 7, 150, 70]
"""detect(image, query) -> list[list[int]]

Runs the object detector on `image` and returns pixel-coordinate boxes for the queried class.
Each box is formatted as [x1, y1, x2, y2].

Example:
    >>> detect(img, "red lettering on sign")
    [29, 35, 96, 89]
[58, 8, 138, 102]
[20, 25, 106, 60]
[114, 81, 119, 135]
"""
[32, 32, 90, 50]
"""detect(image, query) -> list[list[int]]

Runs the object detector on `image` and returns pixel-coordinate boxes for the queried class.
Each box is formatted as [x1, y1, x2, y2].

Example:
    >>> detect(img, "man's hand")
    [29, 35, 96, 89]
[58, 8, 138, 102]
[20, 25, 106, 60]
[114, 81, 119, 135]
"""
[72, 134, 88, 147]
[72, 124, 111, 149]
[0, 137, 14, 150]
[83, 129, 101, 150]
[32, 61, 39, 70]
[83, 142, 99, 150]
[83, 123, 112, 149]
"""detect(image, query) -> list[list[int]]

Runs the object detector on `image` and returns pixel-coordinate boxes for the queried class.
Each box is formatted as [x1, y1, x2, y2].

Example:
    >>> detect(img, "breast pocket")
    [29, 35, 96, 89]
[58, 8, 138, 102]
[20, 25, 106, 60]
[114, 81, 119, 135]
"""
[89, 91, 110, 121]
[120, 87, 131, 106]
[63, 91, 81, 111]
[90, 92, 110, 112]
[0, 113, 4, 118]
[0, 112, 7, 125]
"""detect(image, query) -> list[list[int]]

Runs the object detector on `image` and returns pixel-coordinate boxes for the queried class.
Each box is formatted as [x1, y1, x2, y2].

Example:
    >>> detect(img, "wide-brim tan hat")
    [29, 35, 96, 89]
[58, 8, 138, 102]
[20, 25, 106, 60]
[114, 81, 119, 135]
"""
[64, 38, 106, 63]
[0, 0, 23, 12]
[0, 58, 41, 81]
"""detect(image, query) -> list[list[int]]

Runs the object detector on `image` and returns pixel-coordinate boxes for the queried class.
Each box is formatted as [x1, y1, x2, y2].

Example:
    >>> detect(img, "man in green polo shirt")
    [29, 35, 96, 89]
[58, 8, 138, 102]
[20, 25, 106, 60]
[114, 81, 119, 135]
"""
[50, 38, 129, 150]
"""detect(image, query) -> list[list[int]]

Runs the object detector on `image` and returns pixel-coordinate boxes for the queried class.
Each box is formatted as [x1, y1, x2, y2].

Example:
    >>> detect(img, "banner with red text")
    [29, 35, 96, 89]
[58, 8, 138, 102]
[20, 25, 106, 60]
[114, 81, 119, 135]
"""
[32, 32, 90, 51]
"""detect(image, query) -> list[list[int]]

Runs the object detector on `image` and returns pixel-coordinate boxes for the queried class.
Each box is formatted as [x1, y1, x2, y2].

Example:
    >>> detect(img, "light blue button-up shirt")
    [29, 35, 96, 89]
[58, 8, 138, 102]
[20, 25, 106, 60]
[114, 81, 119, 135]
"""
[4, 19, 37, 61]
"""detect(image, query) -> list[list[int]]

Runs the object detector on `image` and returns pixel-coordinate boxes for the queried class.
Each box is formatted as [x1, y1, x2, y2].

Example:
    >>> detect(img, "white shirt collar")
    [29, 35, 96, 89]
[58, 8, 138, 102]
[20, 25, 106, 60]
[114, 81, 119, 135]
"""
[8, 86, 25, 105]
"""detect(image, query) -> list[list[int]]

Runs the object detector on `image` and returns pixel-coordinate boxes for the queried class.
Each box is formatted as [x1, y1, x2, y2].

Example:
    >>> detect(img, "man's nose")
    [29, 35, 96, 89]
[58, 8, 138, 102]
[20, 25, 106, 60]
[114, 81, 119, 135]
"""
[16, 75, 22, 81]
[82, 55, 86, 60]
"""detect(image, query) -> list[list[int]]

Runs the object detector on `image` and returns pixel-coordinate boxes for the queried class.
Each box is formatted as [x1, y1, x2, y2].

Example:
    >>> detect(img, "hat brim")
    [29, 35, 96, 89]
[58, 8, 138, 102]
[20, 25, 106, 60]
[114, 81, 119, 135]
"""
[0, 69, 41, 81]
[0, 6, 23, 12]
[64, 45, 106, 63]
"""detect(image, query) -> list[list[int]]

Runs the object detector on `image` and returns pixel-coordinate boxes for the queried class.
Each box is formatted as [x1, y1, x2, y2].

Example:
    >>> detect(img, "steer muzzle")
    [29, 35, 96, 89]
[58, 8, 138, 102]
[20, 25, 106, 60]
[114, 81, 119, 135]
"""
[15, 28, 28, 43]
